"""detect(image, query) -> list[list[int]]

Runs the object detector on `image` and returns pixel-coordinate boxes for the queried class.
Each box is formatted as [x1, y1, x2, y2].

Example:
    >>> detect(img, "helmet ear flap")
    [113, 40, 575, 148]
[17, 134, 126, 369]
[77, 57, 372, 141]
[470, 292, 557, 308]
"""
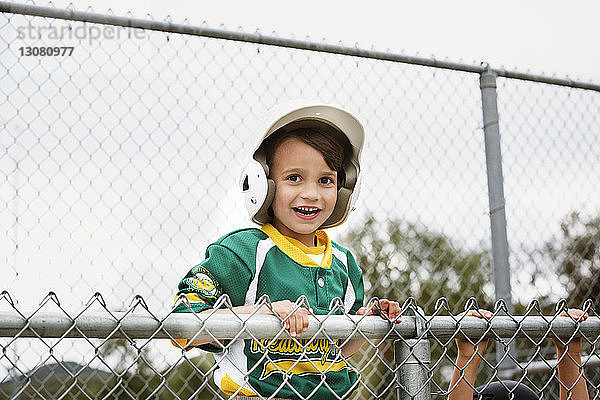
[322, 160, 361, 229]
[253, 179, 275, 224]
[240, 161, 276, 225]
[322, 187, 352, 228]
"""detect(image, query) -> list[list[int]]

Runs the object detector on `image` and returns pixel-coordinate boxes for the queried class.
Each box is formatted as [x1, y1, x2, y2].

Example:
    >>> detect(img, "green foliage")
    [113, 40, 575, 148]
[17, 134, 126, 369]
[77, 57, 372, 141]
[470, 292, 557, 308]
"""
[160, 354, 218, 400]
[343, 216, 493, 314]
[542, 212, 600, 310]
[342, 215, 495, 398]
[1, 341, 218, 400]
[0, 362, 115, 400]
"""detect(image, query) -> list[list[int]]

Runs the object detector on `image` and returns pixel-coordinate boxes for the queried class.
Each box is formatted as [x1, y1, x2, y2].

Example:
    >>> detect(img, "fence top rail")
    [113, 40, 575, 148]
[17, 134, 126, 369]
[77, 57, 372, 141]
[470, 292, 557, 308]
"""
[0, 311, 598, 341]
[2, 1, 599, 91]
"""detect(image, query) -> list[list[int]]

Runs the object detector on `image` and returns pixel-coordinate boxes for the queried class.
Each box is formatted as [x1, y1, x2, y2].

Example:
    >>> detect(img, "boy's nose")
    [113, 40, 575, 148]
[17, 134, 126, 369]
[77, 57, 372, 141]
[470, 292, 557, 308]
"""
[300, 183, 319, 200]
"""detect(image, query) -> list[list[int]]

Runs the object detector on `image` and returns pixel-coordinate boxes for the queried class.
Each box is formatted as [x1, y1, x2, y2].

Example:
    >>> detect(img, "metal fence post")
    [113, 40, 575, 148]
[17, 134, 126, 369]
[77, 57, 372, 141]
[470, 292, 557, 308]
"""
[479, 66, 516, 374]
[395, 339, 431, 400]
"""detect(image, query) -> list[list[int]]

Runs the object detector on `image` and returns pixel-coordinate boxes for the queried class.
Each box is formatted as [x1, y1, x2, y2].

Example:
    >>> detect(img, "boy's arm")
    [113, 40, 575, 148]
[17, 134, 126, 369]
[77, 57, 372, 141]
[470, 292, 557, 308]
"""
[184, 300, 311, 348]
[448, 338, 487, 400]
[341, 252, 403, 357]
[174, 245, 311, 349]
[448, 309, 492, 400]
[341, 299, 401, 357]
[172, 243, 252, 350]
[552, 309, 590, 400]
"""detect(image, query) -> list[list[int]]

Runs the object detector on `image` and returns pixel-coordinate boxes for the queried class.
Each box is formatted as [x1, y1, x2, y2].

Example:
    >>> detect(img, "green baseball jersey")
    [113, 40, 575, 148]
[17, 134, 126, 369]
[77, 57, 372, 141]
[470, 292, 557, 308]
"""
[173, 223, 365, 399]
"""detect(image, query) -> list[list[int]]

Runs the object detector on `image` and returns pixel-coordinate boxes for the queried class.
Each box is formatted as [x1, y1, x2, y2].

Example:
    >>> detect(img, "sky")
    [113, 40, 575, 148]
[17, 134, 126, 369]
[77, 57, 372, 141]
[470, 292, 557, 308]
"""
[3, 0, 599, 310]
[4, 0, 599, 308]
[42, 0, 600, 83]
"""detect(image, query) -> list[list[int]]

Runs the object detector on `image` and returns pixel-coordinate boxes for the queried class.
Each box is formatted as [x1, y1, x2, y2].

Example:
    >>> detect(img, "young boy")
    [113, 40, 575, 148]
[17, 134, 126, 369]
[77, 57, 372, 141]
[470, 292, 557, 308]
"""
[173, 101, 401, 399]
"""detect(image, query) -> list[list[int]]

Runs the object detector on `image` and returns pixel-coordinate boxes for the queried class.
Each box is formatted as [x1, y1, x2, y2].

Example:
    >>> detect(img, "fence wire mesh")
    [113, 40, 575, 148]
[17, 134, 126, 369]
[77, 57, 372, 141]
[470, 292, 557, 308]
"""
[0, 293, 599, 399]
[1, 2, 600, 399]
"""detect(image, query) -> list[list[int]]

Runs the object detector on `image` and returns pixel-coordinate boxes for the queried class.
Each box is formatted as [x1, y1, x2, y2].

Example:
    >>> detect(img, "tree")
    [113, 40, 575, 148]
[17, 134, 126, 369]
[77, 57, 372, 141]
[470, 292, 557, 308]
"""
[542, 212, 600, 311]
[342, 216, 495, 399]
[343, 216, 493, 314]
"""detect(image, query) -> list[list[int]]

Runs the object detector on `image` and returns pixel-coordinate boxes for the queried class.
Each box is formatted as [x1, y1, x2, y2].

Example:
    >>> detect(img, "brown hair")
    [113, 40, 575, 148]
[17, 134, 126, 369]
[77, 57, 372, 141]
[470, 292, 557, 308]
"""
[263, 123, 351, 188]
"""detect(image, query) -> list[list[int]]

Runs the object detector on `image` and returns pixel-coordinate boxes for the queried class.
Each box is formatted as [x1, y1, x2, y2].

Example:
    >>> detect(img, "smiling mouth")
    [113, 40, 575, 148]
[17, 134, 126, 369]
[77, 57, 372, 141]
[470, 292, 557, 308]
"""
[293, 206, 321, 218]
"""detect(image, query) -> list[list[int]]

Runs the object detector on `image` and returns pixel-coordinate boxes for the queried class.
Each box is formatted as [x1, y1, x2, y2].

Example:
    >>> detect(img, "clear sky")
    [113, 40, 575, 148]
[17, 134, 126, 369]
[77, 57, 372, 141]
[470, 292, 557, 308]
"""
[44, 0, 600, 83]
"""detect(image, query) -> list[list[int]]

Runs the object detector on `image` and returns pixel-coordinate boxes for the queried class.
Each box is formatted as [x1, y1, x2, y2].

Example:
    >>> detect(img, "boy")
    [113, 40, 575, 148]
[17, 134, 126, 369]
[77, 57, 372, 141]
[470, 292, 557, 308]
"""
[173, 101, 401, 399]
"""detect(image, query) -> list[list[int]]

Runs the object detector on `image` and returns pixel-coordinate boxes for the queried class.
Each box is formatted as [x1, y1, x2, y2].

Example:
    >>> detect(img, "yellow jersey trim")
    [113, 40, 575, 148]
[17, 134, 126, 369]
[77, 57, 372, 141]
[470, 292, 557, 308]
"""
[170, 294, 209, 350]
[177, 292, 209, 304]
[261, 359, 349, 380]
[220, 373, 258, 396]
[285, 236, 325, 255]
[260, 224, 332, 269]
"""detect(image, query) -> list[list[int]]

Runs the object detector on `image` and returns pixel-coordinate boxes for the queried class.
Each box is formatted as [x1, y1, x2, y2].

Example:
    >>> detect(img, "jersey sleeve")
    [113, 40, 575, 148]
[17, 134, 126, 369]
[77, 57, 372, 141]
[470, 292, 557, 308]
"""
[173, 243, 254, 313]
[346, 251, 365, 315]
[171, 242, 254, 352]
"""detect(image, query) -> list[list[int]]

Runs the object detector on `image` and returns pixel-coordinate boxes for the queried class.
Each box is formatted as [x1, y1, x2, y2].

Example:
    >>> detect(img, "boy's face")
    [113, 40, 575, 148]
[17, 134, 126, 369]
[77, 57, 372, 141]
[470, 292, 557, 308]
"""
[269, 137, 338, 246]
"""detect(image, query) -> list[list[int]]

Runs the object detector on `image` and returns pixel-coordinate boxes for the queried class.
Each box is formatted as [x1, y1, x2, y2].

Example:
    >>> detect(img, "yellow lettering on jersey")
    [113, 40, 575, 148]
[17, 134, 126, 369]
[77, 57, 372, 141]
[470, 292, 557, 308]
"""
[260, 359, 349, 380]
[251, 339, 336, 355]
[251, 338, 340, 365]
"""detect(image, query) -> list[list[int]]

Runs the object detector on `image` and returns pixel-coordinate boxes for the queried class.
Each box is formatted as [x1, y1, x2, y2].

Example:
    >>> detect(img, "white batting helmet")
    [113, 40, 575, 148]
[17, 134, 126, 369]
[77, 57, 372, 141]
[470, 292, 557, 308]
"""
[240, 100, 365, 228]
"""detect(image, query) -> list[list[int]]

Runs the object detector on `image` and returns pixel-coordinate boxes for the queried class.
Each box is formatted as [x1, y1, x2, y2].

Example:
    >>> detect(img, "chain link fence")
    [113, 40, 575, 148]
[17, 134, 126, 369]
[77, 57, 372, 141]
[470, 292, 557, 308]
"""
[1, 1, 599, 399]
[0, 293, 599, 399]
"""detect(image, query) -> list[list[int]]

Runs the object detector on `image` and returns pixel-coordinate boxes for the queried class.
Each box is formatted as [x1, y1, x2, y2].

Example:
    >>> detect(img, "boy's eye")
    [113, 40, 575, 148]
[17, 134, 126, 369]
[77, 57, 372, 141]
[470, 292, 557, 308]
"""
[319, 177, 334, 185]
[287, 175, 301, 182]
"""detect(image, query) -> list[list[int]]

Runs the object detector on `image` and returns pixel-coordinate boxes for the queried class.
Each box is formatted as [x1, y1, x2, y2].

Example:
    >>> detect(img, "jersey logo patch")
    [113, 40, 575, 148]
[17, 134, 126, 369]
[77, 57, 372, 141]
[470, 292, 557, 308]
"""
[185, 265, 221, 299]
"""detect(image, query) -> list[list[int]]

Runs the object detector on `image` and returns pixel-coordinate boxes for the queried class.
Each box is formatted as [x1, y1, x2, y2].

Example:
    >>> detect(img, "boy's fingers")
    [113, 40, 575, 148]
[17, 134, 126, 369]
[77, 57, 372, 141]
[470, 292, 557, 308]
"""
[567, 308, 588, 321]
[374, 299, 401, 322]
[289, 308, 310, 337]
[301, 311, 309, 334]
[464, 309, 493, 319]
[390, 302, 402, 322]
[361, 303, 377, 316]
[289, 313, 298, 337]
[383, 300, 401, 321]
[303, 311, 309, 332]
[557, 308, 588, 321]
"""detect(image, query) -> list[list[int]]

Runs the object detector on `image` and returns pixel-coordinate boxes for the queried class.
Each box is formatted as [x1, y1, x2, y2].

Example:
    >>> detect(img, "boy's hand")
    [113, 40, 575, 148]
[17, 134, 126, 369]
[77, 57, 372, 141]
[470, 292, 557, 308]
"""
[456, 309, 492, 358]
[270, 300, 311, 338]
[357, 298, 401, 323]
[552, 308, 587, 355]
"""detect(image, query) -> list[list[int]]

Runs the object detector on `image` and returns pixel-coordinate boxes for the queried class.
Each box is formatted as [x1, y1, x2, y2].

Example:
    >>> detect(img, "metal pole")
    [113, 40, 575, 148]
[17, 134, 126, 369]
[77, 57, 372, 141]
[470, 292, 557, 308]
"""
[395, 339, 431, 400]
[504, 354, 600, 377]
[1, 310, 598, 339]
[0, 311, 414, 340]
[479, 67, 517, 374]
[1, 2, 600, 92]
